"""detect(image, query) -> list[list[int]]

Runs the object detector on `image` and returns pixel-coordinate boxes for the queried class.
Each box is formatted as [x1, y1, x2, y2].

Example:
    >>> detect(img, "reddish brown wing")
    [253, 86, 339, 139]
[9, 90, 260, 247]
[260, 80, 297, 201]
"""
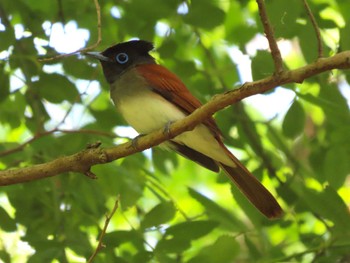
[136, 63, 221, 136]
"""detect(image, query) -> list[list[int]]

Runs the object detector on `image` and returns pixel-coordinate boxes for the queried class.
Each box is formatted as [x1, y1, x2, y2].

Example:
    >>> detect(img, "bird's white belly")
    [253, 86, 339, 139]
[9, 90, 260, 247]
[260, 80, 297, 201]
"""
[116, 93, 234, 166]
[117, 92, 186, 134]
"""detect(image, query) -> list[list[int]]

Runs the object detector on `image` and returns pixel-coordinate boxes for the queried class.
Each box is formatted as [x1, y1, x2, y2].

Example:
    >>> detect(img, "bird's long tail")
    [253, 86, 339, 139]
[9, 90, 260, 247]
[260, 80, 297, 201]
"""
[218, 146, 283, 218]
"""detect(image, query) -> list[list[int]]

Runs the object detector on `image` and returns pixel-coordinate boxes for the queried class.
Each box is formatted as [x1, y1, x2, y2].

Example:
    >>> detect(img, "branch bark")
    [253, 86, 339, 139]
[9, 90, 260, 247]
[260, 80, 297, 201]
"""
[1, 51, 350, 186]
[87, 196, 119, 262]
[302, 0, 324, 58]
[256, 0, 284, 73]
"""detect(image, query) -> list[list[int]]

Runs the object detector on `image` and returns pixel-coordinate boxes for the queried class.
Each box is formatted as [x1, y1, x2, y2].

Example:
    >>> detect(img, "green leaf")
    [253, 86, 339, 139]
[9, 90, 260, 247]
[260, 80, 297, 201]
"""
[184, 1, 225, 29]
[244, 235, 262, 260]
[25, 0, 54, 13]
[132, 251, 153, 263]
[299, 186, 350, 233]
[63, 56, 96, 79]
[156, 220, 219, 253]
[165, 220, 218, 239]
[225, 2, 256, 47]
[318, 83, 350, 126]
[0, 29, 15, 50]
[10, 37, 41, 77]
[0, 206, 17, 232]
[104, 230, 144, 250]
[65, 228, 93, 256]
[0, 65, 10, 102]
[152, 148, 178, 175]
[265, 0, 303, 38]
[141, 201, 176, 229]
[34, 73, 80, 103]
[123, 0, 176, 21]
[157, 39, 178, 58]
[297, 92, 342, 111]
[27, 246, 64, 263]
[324, 146, 350, 188]
[113, 155, 147, 209]
[251, 51, 274, 80]
[0, 93, 26, 128]
[282, 100, 306, 139]
[340, 19, 350, 50]
[188, 235, 240, 263]
[188, 188, 246, 231]
[0, 250, 11, 263]
[298, 23, 319, 63]
[231, 184, 260, 222]
[89, 106, 123, 130]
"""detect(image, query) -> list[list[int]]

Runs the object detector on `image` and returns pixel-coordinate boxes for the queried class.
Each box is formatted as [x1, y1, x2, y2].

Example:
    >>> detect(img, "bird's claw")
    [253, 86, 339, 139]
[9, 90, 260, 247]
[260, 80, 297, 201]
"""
[130, 134, 146, 149]
[163, 121, 173, 138]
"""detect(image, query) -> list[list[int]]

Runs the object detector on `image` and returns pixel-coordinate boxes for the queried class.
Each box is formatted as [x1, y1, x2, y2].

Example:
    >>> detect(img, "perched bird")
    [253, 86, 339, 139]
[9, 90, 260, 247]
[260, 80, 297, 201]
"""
[86, 40, 283, 219]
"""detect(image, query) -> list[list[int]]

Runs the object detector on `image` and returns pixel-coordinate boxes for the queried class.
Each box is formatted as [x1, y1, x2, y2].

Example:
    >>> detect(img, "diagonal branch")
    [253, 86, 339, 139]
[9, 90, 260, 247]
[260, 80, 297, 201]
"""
[0, 51, 349, 186]
[87, 196, 120, 262]
[256, 0, 284, 73]
[302, 0, 323, 59]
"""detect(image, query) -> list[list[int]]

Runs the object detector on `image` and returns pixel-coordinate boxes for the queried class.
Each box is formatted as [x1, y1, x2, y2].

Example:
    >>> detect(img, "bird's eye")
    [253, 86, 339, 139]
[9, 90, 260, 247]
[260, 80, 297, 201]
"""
[115, 53, 129, 64]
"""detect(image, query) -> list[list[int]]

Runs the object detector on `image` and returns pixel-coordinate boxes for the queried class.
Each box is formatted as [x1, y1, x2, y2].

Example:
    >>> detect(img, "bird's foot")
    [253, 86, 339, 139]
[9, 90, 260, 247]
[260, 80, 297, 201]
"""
[130, 134, 146, 149]
[163, 121, 174, 138]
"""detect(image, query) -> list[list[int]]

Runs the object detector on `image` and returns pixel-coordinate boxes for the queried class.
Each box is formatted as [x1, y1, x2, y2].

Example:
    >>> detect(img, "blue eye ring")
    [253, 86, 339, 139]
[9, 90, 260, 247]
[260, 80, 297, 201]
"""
[116, 52, 129, 64]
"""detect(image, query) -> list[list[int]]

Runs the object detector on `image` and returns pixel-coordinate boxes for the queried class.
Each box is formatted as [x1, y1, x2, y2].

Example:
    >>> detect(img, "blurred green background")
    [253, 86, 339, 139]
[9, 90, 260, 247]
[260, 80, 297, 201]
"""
[0, 0, 350, 262]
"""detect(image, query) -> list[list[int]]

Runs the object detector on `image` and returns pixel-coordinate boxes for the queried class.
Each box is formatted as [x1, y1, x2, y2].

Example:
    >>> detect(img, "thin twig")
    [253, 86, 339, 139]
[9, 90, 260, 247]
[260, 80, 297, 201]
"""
[302, 0, 323, 59]
[83, 0, 102, 51]
[256, 0, 284, 74]
[39, 0, 102, 62]
[87, 196, 120, 263]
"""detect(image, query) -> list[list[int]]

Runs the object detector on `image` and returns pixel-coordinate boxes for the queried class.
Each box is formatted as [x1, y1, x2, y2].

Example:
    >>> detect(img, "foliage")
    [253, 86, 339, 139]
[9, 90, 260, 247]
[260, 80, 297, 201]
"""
[0, 0, 350, 262]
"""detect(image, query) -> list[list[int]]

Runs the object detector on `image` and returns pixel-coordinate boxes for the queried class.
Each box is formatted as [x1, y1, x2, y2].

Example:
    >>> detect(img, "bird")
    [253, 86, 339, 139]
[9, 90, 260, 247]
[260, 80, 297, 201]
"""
[85, 40, 283, 219]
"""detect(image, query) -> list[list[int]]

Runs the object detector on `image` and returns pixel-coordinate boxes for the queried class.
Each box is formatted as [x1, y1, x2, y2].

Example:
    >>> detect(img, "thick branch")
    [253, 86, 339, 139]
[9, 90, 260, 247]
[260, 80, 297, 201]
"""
[0, 51, 349, 186]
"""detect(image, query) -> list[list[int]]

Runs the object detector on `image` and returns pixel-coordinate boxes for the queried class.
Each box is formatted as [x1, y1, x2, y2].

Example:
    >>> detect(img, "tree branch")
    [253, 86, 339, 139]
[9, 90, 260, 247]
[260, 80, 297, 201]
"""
[302, 0, 324, 59]
[87, 196, 119, 263]
[256, 0, 284, 73]
[1, 51, 349, 186]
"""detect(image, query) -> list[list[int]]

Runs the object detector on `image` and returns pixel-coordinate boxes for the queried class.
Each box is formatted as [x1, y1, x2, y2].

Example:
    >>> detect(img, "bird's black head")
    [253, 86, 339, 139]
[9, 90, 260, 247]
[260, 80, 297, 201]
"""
[86, 40, 155, 84]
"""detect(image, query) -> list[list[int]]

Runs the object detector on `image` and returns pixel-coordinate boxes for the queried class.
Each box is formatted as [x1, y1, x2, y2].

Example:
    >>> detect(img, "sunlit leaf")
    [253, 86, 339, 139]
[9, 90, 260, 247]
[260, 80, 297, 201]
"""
[188, 188, 246, 231]
[34, 73, 80, 103]
[184, 1, 225, 29]
[188, 235, 239, 263]
[282, 100, 306, 139]
[141, 201, 176, 229]
[156, 220, 219, 253]
[0, 207, 16, 232]
[251, 51, 274, 81]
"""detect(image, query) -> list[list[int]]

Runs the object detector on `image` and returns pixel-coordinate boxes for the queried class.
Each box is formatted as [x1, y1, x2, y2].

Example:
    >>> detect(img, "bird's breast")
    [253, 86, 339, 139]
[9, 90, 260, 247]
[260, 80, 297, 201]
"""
[110, 68, 186, 134]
